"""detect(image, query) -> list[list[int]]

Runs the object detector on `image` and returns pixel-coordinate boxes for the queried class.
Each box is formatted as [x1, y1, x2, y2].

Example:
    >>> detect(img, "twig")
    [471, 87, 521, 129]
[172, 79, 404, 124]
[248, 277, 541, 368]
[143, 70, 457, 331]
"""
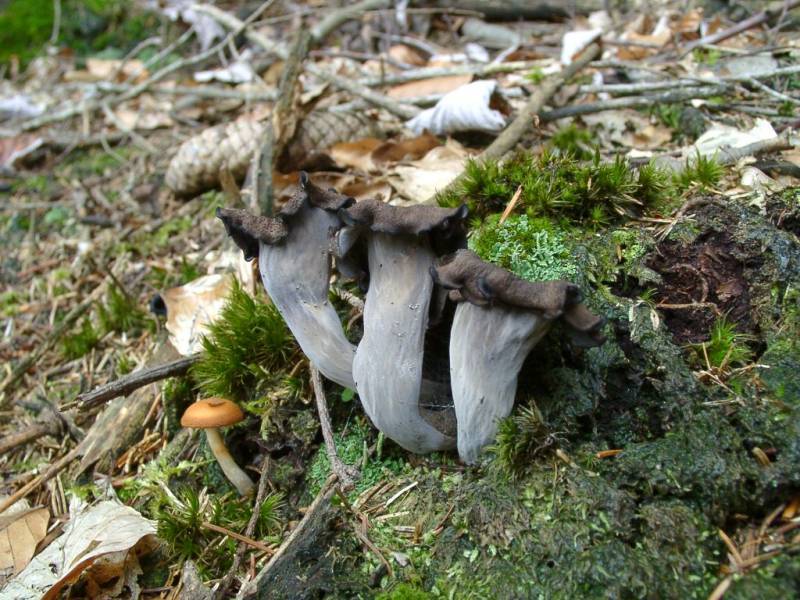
[195, 4, 420, 120]
[0, 420, 61, 455]
[310, 366, 359, 490]
[357, 59, 547, 87]
[201, 521, 274, 553]
[714, 134, 796, 166]
[0, 445, 81, 514]
[681, 1, 800, 56]
[16, 0, 276, 132]
[239, 475, 338, 599]
[540, 86, 726, 122]
[256, 29, 312, 216]
[747, 78, 800, 105]
[484, 44, 600, 160]
[310, 0, 391, 43]
[74, 354, 197, 410]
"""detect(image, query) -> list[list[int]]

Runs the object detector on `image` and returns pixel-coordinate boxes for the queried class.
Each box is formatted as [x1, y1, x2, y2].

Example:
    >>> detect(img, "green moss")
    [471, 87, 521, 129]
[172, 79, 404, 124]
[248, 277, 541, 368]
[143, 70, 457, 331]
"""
[489, 403, 560, 479]
[376, 583, 432, 599]
[305, 421, 406, 498]
[191, 281, 295, 401]
[61, 317, 100, 359]
[439, 151, 672, 224]
[97, 282, 147, 334]
[674, 153, 724, 192]
[547, 124, 595, 160]
[691, 317, 754, 370]
[468, 215, 578, 282]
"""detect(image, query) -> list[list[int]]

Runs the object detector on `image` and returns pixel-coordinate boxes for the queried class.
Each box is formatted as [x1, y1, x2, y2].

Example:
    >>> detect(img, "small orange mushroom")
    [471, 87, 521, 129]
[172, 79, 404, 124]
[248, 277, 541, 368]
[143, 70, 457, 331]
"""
[181, 398, 254, 496]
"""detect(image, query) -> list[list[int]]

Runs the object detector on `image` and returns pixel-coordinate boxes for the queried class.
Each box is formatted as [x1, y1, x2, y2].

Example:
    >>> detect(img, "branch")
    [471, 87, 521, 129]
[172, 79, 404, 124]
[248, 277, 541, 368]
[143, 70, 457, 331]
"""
[75, 354, 197, 410]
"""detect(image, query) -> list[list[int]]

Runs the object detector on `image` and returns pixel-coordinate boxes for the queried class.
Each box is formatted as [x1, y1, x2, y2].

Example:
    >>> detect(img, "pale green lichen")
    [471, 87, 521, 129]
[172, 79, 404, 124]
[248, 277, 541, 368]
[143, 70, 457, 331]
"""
[468, 215, 578, 282]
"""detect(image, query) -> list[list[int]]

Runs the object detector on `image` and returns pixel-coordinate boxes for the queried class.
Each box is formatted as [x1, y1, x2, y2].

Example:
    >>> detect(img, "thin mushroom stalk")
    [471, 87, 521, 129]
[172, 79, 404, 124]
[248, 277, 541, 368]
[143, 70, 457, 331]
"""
[217, 173, 357, 388]
[204, 428, 255, 496]
[432, 250, 606, 464]
[337, 199, 468, 453]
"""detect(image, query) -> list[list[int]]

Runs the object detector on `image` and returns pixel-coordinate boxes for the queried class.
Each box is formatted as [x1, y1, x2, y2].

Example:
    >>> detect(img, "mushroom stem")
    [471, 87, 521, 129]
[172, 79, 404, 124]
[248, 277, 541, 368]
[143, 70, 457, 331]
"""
[204, 428, 255, 496]
[353, 232, 456, 453]
[450, 303, 552, 464]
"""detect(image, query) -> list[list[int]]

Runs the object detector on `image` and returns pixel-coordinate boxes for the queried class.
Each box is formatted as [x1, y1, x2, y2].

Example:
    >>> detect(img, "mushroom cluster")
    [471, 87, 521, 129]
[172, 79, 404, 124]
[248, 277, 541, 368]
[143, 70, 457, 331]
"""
[217, 174, 605, 464]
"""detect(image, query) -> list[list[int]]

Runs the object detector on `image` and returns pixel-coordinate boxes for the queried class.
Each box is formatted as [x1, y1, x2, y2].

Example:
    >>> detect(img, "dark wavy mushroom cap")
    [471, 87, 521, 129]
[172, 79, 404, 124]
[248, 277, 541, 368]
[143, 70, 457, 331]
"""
[216, 173, 357, 389]
[336, 200, 470, 453]
[431, 250, 606, 463]
[216, 208, 288, 260]
[280, 171, 355, 218]
[431, 249, 581, 318]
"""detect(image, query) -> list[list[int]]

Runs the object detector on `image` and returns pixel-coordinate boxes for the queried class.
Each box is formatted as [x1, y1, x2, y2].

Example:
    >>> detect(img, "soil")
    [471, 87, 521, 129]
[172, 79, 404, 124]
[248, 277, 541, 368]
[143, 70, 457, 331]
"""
[648, 228, 757, 345]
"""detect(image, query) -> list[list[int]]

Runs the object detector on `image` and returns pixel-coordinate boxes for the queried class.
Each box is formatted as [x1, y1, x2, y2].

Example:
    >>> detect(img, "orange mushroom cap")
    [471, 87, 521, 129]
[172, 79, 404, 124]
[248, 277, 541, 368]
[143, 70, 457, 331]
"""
[181, 398, 244, 428]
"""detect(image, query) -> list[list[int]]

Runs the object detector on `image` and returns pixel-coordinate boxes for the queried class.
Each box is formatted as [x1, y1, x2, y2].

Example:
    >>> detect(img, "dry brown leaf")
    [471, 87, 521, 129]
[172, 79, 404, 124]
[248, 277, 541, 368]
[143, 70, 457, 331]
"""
[5, 500, 156, 600]
[581, 110, 672, 150]
[372, 133, 441, 163]
[387, 74, 472, 99]
[388, 44, 428, 66]
[329, 138, 385, 172]
[161, 273, 234, 356]
[64, 59, 148, 83]
[676, 10, 703, 37]
[0, 134, 43, 169]
[0, 506, 49, 581]
[387, 142, 470, 203]
[341, 179, 393, 203]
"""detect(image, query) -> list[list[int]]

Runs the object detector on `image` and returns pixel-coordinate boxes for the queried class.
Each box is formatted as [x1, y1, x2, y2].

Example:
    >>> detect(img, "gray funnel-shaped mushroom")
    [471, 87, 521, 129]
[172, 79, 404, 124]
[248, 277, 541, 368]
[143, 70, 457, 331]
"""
[217, 173, 356, 388]
[432, 249, 605, 464]
[337, 199, 468, 453]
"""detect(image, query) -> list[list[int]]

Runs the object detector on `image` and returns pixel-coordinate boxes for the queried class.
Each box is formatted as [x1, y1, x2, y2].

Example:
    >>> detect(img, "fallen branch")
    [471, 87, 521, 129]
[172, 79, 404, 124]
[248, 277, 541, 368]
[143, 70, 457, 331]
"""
[75, 354, 197, 410]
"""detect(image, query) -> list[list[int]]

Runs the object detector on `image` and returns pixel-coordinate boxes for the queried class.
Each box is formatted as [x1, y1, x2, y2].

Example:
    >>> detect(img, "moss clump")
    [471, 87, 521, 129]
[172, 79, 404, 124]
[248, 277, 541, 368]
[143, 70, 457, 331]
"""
[438, 151, 671, 223]
[62, 317, 101, 359]
[191, 281, 295, 401]
[468, 215, 578, 282]
[490, 403, 561, 479]
[547, 124, 595, 160]
[674, 153, 724, 192]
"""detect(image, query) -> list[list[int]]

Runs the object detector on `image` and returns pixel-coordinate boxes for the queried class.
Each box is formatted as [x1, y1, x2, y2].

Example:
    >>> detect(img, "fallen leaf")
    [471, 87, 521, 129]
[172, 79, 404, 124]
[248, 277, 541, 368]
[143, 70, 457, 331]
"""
[406, 80, 506, 136]
[160, 273, 234, 356]
[0, 94, 45, 121]
[690, 118, 777, 158]
[0, 134, 43, 169]
[0, 506, 49, 582]
[581, 110, 672, 149]
[4, 499, 156, 600]
[372, 133, 441, 163]
[387, 142, 470, 203]
[341, 179, 393, 203]
[329, 138, 384, 172]
[388, 74, 473, 99]
[388, 44, 428, 66]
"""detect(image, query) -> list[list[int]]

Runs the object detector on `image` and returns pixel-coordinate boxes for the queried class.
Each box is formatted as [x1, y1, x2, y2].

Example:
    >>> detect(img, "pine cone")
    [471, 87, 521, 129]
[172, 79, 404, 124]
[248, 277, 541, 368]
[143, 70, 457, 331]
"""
[165, 119, 266, 197]
[166, 111, 382, 198]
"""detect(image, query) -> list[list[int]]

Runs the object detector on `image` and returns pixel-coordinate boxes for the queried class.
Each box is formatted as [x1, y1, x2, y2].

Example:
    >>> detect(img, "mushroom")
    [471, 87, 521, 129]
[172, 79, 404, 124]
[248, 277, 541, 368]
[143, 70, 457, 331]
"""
[431, 249, 605, 464]
[335, 199, 468, 453]
[217, 173, 357, 388]
[181, 398, 255, 496]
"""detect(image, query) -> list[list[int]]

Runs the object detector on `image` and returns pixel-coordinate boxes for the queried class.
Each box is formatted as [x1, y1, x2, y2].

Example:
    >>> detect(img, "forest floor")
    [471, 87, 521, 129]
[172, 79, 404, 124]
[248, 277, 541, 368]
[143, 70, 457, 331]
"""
[1, 1, 799, 598]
